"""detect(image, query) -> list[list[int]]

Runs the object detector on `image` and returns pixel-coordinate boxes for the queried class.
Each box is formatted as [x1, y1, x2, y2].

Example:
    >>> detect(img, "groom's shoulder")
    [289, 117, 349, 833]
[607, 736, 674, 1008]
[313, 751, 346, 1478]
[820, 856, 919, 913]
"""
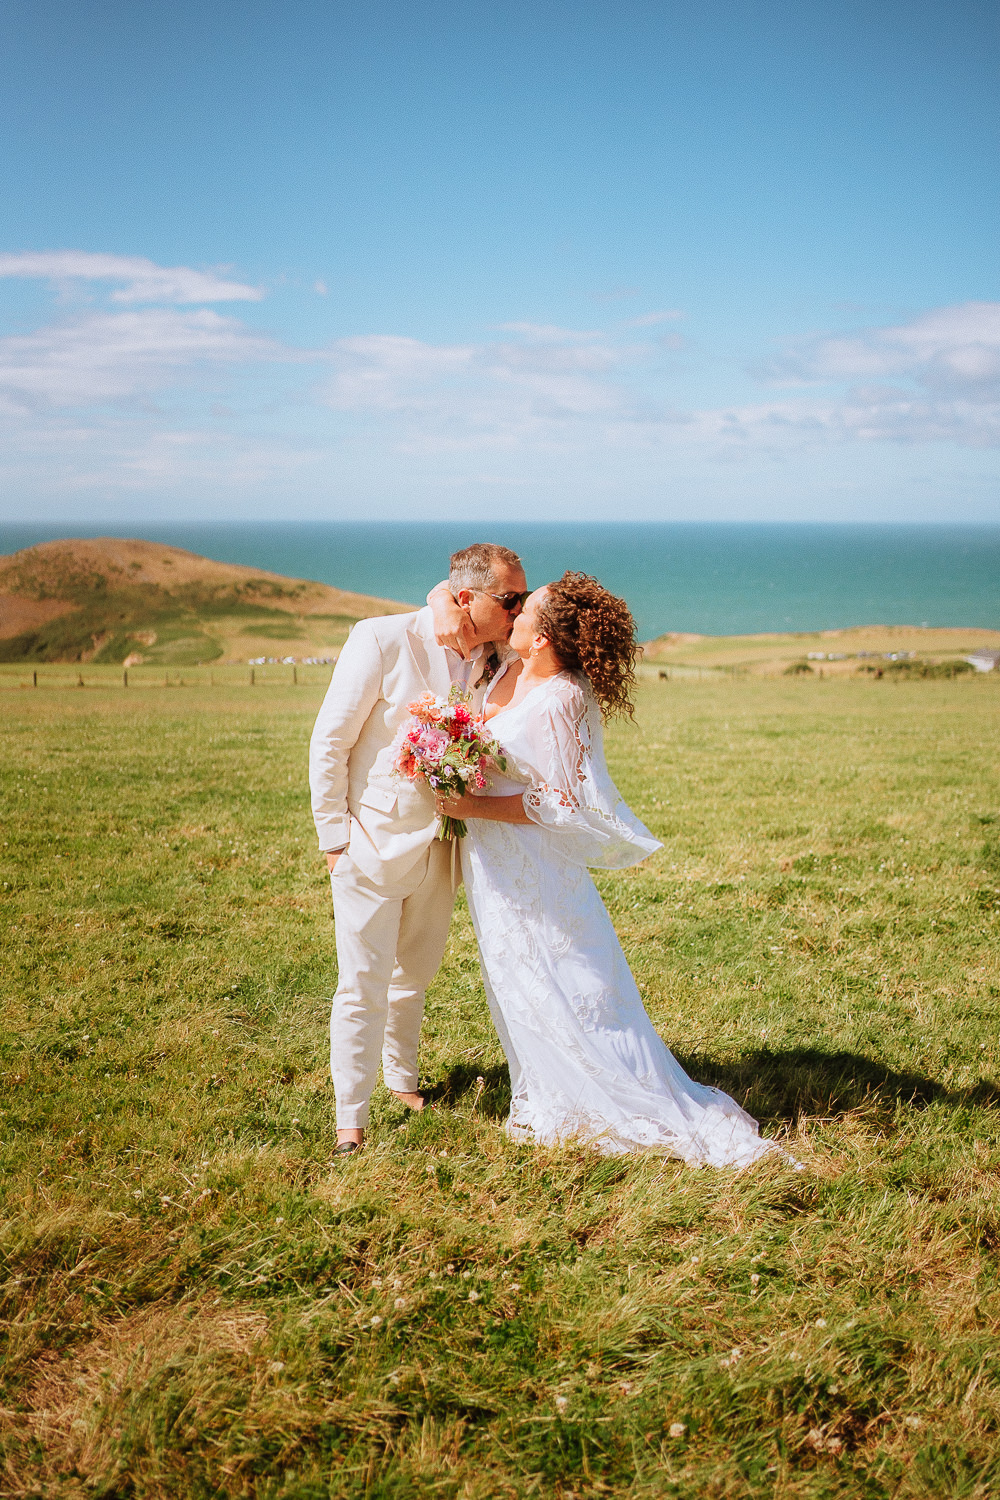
[351, 609, 422, 648]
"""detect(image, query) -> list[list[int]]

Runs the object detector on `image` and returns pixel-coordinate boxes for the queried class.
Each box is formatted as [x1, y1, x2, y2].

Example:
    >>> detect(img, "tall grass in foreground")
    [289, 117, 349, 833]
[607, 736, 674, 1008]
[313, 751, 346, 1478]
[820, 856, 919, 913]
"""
[1, 675, 999, 1499]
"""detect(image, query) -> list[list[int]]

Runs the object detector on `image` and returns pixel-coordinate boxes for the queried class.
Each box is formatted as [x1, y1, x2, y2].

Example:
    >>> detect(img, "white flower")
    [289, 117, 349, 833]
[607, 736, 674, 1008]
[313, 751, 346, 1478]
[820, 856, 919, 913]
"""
[372, 1277, 383, 1288]
[620, 1381, 634, 1395]
[750, 1273, 760, 1286]
[394, 1297, 406, 1310]
[268, 1361, 285, 1374]
[468, 1290, 480, 1302]
[905, 1416, 921, 1431]
[815, 1318, 827, 1328]
[369, 1315, 383, 1327]
[275, 1217, 285, 1226]
[462, 1270, 472, 1279]
[511, 1283, 521, 1292]
[668, 1422, 686, 1438]
[555, 1395, 568, 1413]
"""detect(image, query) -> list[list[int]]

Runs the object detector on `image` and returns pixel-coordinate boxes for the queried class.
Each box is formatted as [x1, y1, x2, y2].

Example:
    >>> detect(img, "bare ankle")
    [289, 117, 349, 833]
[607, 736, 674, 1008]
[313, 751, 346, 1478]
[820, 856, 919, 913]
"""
[390, 1089, 425, 1112]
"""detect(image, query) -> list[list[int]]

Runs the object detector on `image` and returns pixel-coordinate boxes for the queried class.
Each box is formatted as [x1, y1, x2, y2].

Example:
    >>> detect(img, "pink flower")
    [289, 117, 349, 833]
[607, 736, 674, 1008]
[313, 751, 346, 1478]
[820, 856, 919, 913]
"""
[413, 726, 450, 761]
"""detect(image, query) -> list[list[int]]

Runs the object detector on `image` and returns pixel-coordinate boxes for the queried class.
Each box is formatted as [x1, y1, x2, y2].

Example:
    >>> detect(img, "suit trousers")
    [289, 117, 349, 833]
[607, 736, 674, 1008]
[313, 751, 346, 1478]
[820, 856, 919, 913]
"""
[329, 840, 455, 1128]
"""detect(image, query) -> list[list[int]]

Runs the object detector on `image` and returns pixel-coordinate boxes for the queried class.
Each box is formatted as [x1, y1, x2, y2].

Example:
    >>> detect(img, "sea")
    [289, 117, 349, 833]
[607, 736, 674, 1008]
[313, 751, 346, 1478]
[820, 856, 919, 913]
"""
[1, 522, 998, 641]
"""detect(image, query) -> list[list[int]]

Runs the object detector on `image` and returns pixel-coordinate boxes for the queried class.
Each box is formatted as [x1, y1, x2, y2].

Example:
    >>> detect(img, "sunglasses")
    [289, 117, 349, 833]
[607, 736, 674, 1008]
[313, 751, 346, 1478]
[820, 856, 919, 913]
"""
[476, 589, 530, 613]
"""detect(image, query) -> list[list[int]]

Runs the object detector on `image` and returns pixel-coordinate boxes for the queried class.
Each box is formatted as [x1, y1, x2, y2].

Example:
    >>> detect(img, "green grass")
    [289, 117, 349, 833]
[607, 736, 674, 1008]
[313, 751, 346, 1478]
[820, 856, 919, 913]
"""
[2, 674, 1000, 1499]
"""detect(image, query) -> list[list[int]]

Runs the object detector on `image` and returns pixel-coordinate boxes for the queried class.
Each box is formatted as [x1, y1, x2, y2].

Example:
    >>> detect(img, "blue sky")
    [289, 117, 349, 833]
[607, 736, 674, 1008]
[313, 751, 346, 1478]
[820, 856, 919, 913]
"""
[1, 0, 999, 523]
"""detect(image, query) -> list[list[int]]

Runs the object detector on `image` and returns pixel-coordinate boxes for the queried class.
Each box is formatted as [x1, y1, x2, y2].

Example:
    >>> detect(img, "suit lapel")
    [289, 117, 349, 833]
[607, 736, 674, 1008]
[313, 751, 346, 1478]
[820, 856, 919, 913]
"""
[407, 608, 453, 701]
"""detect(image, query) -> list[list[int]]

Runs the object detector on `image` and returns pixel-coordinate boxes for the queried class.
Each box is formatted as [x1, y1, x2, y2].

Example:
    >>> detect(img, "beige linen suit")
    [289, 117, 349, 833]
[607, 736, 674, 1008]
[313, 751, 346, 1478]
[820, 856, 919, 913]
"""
[309, 606, 488, 1128]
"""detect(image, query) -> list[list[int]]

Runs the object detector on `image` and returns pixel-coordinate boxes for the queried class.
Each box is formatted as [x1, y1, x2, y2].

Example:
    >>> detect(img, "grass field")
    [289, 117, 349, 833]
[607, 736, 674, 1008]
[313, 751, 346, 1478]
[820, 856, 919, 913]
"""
[2, 671, 1000, 1499]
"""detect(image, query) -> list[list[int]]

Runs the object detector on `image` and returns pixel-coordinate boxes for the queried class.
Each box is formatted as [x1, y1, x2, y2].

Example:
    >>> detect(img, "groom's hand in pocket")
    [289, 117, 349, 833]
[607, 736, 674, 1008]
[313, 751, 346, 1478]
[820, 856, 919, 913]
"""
[325, 850, 344, 872]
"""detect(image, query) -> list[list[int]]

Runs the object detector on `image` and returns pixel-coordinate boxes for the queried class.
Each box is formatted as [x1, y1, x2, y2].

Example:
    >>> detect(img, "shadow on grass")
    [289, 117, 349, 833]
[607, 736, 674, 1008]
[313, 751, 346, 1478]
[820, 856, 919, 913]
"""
[424, 1064, 511, 1121]
[671, 1046, 1000, 1127]
[428, 1050, 1000, 1131]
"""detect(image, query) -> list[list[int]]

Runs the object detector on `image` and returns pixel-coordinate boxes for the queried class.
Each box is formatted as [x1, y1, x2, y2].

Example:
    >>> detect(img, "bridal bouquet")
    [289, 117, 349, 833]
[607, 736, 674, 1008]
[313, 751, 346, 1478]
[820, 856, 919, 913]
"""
[394, 685, 507, 840]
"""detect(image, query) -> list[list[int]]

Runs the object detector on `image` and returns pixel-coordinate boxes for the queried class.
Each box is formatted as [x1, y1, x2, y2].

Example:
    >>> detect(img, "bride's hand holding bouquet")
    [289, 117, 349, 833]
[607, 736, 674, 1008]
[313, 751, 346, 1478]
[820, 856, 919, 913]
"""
[393, 686, 507, 840]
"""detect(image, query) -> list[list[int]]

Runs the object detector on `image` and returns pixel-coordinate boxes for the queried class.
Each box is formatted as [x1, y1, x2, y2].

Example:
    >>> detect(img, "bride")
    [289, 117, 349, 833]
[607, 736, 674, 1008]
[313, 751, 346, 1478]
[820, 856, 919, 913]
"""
[434, 572, 781, 1167]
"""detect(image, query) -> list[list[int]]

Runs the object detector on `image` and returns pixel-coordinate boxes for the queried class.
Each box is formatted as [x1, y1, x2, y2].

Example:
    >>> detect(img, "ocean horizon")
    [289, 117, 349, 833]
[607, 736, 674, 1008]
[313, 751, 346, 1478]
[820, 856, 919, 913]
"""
[1, 521, 998, 641]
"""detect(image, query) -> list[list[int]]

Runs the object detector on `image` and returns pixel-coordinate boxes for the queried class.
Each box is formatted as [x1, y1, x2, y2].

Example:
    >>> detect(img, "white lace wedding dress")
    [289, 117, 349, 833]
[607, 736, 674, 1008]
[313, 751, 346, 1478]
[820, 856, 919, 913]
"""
[461, 671, 780, 1166]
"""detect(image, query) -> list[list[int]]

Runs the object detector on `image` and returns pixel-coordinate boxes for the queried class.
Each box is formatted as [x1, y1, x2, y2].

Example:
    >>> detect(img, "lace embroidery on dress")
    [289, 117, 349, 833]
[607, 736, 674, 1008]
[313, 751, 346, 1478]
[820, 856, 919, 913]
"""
[520, 676, 661, 869]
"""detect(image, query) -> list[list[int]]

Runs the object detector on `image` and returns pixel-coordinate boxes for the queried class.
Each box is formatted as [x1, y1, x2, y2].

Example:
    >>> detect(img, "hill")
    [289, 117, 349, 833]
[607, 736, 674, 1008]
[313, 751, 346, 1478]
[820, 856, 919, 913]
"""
[0, 537, 412, 666]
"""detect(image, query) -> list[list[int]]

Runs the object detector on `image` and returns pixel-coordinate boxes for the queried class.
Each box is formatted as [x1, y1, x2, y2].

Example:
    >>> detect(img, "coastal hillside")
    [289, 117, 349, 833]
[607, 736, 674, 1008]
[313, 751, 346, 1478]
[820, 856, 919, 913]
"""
[0, 537, 412, 665]
[643, 622, 1000, 675]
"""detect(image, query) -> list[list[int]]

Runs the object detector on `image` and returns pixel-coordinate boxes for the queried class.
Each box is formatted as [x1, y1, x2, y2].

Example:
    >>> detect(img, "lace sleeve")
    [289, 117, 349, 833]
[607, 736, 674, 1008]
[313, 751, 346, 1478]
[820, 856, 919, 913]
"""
[521, 679, 662, 869]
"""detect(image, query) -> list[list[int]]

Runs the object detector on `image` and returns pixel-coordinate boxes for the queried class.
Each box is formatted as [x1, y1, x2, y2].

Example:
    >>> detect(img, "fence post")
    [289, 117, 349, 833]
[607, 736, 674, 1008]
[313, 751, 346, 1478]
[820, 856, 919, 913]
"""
[250, 668, 255, 686]
[77, 673, 84, 688]
[293, 666, 298, 686]
[32, 670, 37, 688]
[123, 669, 128, 689]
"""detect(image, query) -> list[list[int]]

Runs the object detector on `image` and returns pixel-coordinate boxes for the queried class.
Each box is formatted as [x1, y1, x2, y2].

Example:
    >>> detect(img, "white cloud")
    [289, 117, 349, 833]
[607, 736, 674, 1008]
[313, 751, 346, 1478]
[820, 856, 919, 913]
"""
[751, 302, 1000, 446]
[0, 308, 288, 411]
[3, 263, 1000, 522]
[624, 310, 684, 328]
[0, 251, 262, 304]
[318, 327, 639, 448]
[693, 389, 1000, 449]
[315, 309, 1000, 453]
[496, 322, 600, 342]
[763, 302, 1000, 391]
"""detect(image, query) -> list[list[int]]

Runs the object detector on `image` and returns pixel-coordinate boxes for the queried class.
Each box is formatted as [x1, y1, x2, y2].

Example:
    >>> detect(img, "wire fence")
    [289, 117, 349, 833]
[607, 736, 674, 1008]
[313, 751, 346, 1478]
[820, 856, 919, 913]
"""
[0, 662, 339, 692]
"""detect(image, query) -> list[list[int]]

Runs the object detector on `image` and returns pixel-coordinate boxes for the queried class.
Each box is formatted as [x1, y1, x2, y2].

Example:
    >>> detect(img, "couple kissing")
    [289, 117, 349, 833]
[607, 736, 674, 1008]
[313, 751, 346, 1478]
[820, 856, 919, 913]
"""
[309, 542, 782, 1167]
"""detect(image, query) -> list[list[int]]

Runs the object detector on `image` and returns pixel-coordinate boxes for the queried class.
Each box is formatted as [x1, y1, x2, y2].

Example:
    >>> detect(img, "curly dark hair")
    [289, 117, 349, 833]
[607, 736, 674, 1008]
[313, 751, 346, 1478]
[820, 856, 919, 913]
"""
[536, 571, 638, 719]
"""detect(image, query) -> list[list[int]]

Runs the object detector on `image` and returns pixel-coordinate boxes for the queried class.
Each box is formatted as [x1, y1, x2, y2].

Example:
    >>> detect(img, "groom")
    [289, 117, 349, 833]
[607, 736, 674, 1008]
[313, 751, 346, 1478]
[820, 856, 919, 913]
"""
[309, 542, 528, 1153]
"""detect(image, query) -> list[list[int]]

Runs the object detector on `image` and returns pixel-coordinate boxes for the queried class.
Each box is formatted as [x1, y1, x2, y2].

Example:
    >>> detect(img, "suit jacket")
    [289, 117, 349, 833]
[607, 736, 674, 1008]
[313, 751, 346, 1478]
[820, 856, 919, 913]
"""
[309, 607, 489, 884]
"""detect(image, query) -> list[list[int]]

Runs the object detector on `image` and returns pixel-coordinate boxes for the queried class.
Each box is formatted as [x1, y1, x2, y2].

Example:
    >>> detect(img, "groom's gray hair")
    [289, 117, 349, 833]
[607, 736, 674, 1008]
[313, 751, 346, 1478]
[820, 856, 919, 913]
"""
[449, 542, 522, 593]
